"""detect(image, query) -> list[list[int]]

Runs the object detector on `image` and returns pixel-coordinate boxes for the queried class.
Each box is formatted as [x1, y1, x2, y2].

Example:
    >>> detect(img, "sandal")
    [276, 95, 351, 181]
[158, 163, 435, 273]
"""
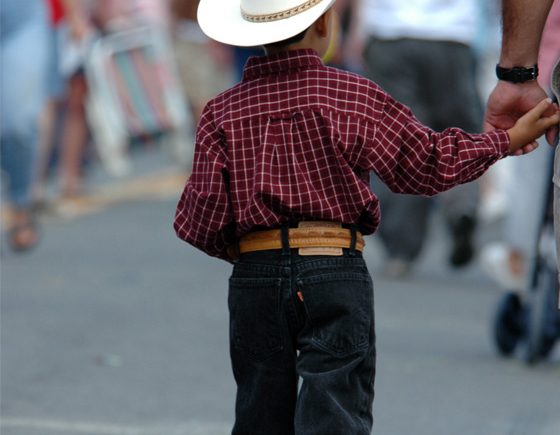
[8, 215, 40, 253]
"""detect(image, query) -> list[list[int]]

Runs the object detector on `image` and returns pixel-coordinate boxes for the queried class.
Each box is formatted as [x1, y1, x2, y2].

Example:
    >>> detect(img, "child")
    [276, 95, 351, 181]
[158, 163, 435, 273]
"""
[174, 1, 560, 433]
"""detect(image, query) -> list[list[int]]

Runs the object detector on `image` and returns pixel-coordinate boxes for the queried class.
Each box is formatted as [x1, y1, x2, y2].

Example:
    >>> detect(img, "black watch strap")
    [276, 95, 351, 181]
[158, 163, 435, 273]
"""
[496, 64, 539, 83]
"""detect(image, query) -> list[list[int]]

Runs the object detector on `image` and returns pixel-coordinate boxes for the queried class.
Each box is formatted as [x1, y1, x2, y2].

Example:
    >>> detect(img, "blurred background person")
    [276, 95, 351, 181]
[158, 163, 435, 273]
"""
[359, 0, 487, 277]
[33, 0, 67, 209]
[34, 0, 188, 205]
[1, 0, 49, 251]
[170, 0, 233, 124]
[328, 0, 363, 72]
[33, 0, 95, 204]
[54, 0, 94, 199]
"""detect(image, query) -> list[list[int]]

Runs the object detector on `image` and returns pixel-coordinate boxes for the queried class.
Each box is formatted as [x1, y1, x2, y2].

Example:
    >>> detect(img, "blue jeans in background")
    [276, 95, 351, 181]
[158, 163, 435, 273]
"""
[0, 2, 48, 208]
[228, 233, 376, 435]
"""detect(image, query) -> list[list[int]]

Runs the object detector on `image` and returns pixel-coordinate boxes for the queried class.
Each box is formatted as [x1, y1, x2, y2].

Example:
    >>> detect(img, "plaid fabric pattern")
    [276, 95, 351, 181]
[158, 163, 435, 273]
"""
[174, 49, 509, 260]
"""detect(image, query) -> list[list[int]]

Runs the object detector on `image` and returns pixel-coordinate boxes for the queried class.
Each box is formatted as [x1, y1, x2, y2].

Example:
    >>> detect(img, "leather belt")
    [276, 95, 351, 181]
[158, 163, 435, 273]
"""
[237, 224, 365, 254]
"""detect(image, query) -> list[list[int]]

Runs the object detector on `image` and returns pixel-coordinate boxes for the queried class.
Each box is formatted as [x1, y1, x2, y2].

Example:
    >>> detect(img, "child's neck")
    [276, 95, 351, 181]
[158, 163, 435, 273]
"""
[264, 43, 314, 56]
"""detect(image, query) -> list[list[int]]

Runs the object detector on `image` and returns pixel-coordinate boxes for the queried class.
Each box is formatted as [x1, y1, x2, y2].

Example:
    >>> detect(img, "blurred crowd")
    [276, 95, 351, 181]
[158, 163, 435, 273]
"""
[1, 0, 558, 291]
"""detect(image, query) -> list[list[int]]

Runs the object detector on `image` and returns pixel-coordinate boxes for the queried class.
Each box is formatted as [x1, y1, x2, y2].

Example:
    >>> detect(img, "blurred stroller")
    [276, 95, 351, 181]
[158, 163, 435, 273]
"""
[85, 2, 193, 177]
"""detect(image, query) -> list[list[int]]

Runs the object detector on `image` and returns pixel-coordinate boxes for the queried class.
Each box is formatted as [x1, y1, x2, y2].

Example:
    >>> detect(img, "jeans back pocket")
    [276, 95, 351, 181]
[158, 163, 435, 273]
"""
[297, 272, 373, 358]
[228, 277, 284, 362]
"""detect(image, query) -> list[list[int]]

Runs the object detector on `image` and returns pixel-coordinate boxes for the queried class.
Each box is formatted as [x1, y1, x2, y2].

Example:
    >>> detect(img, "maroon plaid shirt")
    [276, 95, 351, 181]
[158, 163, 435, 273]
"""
[174, 49, 509, 260]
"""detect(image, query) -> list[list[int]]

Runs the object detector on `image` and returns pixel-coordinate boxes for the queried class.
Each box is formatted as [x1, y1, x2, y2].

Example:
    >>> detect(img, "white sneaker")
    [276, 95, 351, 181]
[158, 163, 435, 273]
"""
[479, 243, 525, 291]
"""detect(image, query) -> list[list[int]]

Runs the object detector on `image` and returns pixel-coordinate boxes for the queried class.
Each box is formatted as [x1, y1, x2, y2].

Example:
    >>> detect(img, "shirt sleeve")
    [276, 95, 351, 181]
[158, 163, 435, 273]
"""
[367, 92, 510, 196]
[173, 105, 234, 261]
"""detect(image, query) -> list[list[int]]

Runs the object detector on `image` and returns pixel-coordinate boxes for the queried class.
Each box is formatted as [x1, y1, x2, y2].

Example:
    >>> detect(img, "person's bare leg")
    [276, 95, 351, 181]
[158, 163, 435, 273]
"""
[59, 73, 88, 198]
[33, 99, 60, 205]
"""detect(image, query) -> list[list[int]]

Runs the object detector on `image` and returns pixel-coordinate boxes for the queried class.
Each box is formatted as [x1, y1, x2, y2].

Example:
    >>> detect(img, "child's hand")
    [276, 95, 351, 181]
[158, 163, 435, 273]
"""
[507, 98, 560, 156]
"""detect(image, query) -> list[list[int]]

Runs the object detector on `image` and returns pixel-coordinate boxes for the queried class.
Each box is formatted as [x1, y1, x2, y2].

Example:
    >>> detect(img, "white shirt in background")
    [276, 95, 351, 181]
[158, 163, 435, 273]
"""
[363, 0, 479, 45]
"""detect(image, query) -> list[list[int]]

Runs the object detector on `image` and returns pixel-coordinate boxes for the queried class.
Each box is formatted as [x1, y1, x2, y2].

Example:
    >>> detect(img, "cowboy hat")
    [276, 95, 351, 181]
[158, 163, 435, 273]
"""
[197, 0, 336, 47]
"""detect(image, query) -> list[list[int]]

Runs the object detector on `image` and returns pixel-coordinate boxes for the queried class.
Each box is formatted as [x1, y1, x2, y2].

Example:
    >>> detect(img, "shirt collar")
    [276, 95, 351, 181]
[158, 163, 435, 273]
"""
[242, 49, 324, 81]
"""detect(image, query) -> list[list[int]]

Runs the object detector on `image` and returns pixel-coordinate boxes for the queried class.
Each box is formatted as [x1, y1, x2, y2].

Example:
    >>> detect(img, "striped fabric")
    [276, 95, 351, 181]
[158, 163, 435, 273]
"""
[108, 46, 172, 136]
[174, 49, 509, 260]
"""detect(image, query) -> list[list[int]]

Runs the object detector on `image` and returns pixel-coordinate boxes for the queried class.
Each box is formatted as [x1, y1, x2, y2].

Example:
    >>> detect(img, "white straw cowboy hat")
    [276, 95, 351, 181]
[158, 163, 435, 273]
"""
[197, 0, 336, 47]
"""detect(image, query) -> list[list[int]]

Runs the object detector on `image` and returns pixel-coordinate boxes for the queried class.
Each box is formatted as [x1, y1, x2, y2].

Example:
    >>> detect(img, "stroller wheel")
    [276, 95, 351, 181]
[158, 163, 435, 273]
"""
[493, 292, 525, 356]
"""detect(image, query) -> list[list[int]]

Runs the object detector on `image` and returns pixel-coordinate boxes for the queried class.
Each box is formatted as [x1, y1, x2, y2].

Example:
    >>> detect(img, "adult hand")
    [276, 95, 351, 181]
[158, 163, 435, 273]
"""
[484, 80, 559, 148]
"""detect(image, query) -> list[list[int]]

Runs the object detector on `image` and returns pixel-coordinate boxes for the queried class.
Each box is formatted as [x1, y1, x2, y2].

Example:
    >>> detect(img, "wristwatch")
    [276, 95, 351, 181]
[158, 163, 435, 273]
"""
[496, 64, 539, 83]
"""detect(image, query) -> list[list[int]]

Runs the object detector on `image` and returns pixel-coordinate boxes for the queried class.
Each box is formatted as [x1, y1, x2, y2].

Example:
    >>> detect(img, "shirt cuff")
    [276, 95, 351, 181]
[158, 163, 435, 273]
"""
[485, 129, 511, 156]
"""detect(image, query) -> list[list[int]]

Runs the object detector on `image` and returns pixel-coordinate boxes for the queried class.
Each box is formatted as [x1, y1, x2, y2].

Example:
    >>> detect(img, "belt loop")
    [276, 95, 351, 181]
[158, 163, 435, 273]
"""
[281, 223, 290, 256]
[349, 224, 357, 257]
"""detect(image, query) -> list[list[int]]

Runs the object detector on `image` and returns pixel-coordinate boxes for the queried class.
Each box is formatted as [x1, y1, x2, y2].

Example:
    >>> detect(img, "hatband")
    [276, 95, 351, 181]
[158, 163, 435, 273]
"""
[241, 0, 323, 23]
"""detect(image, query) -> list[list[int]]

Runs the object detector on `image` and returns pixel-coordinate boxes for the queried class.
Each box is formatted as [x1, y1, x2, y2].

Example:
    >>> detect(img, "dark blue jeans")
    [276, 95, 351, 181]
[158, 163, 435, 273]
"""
[228, 241, 376, 435]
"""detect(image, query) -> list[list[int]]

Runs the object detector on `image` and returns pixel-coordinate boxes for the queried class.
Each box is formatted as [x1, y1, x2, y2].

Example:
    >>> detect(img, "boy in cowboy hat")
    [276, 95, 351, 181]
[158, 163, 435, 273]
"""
[174, 0, 560, 433]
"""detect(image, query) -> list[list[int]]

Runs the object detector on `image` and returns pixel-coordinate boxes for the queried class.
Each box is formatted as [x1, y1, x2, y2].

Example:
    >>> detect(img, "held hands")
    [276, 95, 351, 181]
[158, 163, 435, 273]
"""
[506, 98, 560, 155]
[485, 80, 559, 154]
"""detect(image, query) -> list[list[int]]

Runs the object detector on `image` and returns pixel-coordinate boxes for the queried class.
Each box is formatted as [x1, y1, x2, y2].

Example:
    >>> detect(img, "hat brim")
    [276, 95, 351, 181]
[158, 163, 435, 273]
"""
[198, 0, 335, 47]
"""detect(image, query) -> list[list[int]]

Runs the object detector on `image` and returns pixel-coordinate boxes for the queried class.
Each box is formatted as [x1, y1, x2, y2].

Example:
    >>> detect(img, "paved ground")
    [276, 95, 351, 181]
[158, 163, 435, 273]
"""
[2, 155, 559, 435]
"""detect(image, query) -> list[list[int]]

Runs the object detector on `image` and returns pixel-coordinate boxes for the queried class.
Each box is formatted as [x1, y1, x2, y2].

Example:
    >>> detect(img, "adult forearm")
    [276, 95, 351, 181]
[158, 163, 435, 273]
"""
[500, 0, 554, 67]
